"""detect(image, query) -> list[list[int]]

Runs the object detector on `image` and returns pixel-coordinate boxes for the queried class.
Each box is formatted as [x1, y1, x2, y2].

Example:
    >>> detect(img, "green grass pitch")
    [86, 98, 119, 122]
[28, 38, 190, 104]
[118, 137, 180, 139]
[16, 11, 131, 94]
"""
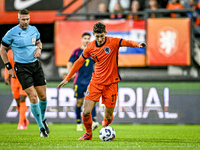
[0, 123, 200, 150]
[1, 81, 200, 149]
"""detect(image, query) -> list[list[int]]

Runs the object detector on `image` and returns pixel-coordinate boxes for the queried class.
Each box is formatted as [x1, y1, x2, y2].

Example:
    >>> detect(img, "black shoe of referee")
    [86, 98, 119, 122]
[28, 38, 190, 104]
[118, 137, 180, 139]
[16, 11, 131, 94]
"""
[42, 119, 50, 134]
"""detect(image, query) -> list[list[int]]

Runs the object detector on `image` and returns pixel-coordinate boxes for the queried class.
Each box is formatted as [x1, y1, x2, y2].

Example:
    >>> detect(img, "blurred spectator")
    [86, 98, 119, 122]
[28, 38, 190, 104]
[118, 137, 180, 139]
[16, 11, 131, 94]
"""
[136, 0, 146, 10]
[148, 0, 159, 10]
[144, 0, 169, 9]
[180, 0, 195, 8]
[98, 2, 108, 13]
[146, 0, 164, 17]
[94, 2, 110, 20]
[158, 0, 169, 8]
[127, 0, 143, 20]
[110, 1, 125, 19]
[166, 0, 184, 17]
[186, 0, 200, 22]
[187, 0, 199, 10]
[179, 0, 190, 8]
[186, 0, 200, 35]
[109, 0, 131, 12]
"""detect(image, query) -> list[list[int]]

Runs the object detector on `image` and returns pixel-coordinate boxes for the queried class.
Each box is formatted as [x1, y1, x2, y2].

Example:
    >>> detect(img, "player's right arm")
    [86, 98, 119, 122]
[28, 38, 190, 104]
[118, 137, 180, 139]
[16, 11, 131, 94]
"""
[0, 44, 15, 78]
[58, 55, 86, 89]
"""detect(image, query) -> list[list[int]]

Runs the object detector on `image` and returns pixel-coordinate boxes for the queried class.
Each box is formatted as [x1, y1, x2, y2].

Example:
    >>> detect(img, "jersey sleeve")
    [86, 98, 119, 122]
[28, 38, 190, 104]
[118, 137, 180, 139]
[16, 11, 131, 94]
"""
[112, 37, 123, 49]
[35, 27, 40, 41]
[2, 30, 13, 47]
[82, 44, 91, 59]
[120, 39, 140, 47]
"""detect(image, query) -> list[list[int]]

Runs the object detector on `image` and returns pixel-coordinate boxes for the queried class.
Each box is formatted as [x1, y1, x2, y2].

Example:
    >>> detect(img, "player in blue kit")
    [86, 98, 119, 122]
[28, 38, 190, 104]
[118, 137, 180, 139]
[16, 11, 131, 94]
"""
[0, 9, 49, 137]
[67, 32, 99, 131]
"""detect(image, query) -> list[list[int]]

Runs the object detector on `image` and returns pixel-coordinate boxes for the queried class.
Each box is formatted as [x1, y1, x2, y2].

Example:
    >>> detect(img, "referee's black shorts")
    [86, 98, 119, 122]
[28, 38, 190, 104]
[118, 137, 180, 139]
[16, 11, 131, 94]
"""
[14, 60, 46, 90]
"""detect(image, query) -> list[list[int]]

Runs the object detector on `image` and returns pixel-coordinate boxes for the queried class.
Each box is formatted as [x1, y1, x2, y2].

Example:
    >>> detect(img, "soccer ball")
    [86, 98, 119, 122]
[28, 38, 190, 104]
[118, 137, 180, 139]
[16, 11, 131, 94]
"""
[99, 126, 116, 141]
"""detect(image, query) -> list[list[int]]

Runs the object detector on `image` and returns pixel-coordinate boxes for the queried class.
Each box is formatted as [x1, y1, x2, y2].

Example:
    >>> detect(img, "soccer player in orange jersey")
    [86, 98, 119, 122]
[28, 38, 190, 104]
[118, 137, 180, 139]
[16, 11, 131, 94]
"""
[4, 49, 29, 130]
[58, 22, 146, 140]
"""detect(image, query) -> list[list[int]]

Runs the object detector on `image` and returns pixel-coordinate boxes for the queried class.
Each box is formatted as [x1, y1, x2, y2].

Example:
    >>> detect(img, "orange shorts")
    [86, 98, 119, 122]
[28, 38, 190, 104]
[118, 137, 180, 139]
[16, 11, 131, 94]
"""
[85, 82, 118, 107]
[11, 78, 27, 99]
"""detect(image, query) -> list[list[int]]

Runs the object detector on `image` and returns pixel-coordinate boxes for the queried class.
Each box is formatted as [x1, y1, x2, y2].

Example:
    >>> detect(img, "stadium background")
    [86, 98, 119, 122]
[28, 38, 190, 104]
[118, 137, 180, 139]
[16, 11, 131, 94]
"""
[0, 0, 200, 125]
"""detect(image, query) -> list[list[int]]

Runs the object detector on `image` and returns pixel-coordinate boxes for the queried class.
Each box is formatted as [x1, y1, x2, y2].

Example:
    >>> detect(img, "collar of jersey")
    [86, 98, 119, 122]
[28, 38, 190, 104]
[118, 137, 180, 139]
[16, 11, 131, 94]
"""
[17, 24, 30, 31]
[95, 37, 107, 47]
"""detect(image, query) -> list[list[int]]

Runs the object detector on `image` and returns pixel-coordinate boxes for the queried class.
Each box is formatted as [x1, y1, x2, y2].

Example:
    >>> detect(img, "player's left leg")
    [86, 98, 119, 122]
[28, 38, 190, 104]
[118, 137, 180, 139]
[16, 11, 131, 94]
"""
[78, 99, 97, 140]
[78, 82, 102, 140]
[35, 85, 49, 134]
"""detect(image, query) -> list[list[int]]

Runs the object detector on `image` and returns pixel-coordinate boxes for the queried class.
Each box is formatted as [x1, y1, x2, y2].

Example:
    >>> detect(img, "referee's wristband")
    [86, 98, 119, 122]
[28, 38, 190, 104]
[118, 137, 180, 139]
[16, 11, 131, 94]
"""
[5, 62, 12, 70]
[36, 46, 42, 50]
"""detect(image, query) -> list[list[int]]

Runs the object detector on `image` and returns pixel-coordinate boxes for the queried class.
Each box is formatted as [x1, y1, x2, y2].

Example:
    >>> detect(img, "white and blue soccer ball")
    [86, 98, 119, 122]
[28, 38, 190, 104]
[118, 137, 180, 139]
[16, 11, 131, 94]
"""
[99, 126, 116, 141]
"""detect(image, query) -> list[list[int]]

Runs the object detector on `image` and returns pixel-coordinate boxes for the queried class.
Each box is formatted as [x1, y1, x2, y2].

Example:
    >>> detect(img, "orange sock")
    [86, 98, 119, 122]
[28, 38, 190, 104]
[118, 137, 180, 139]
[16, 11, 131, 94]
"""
[82, 114, 93, 135]
[102, 115, 114, 127]
[19, 102, 27, 124]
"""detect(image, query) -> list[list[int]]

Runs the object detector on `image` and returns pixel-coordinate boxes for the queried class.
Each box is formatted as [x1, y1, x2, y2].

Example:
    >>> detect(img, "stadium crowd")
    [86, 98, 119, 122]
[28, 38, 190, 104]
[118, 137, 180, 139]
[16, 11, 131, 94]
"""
[94, 0, 200, 31]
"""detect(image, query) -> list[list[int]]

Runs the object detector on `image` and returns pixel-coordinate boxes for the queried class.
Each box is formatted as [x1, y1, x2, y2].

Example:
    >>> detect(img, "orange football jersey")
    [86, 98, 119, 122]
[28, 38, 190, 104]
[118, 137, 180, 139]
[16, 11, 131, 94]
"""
[66, 36, 140, 85]
[82, 36, 138, 85]
[83, 36, 121, 85]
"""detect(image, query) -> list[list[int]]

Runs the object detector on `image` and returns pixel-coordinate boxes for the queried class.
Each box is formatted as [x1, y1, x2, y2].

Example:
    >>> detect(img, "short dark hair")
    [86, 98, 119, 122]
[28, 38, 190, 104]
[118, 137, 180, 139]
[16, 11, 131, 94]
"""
[93, 22, 106, 33]
[18, 9, 29, 15]
[82, 32, 91, 38]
